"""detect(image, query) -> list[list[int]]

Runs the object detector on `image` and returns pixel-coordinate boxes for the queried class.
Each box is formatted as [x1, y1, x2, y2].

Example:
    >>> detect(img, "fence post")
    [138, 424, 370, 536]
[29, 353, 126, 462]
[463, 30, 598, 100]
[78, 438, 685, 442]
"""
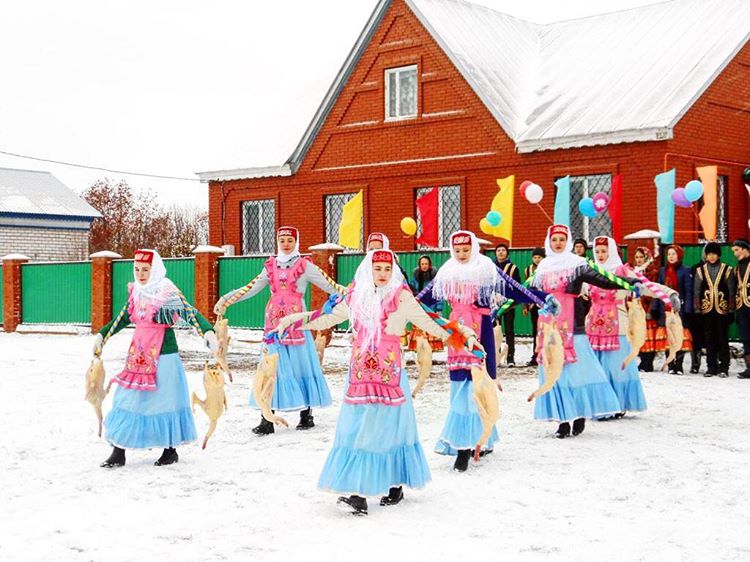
[193, 245, 225, 323]
[90, 251, 122, 333]
[308, 243, 344, 311]
[2, 254, 30, 333]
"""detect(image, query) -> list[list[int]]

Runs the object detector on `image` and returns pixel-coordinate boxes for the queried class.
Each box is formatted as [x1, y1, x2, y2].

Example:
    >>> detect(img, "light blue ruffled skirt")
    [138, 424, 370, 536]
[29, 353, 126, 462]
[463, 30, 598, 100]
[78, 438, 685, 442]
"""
[595, 336, 647, 413]
[435, 380, 499, 456]
[317, 370, 431, 497]
[249, 331, 332, 412]
[104, 353, 197, 449]
[534, 335, 622, 423]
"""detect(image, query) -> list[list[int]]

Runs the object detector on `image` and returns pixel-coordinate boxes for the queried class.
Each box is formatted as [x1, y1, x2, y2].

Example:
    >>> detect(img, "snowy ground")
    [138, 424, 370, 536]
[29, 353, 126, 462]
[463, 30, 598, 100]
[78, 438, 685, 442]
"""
[1, 329, 749, 562]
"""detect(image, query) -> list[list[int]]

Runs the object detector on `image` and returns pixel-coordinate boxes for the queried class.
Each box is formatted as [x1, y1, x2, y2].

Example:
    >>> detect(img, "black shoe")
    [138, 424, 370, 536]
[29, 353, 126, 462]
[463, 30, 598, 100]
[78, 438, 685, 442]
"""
[154, 448, 179, 466]
[100, 446, 126, 468]
[453, 449, 471, 472]
[507, 361, 516, 367]
[572, 418, 586, 436]
[555, 423, 571, 439]
[704, 371, 716, 378]
[738, 371, 750, 379]
[718, 372, 728, 378]
[337, 495, 368, 516]
[296, 408, 315, 430]
[526, 359, 538, 367]
[252, 417, 275, 435]
[690, 367, 699, 374]
[478, 449, 494, 458]
[614, 412, 625, 420]
[380, 486, 404, 506]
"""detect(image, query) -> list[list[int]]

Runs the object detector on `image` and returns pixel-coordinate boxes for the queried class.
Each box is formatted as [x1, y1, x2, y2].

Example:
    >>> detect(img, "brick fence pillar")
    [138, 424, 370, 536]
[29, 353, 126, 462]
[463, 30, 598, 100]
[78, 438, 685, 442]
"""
[193, 245, 225, 323]
[308, 242, 344, 311]
[90, 251, 122, 333]
[2, 254, 30, 333]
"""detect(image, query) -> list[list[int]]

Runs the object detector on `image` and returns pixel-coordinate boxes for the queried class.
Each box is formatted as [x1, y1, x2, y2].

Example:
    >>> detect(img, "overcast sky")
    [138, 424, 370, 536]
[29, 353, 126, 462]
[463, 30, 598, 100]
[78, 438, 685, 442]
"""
[0, 0, 663, 208]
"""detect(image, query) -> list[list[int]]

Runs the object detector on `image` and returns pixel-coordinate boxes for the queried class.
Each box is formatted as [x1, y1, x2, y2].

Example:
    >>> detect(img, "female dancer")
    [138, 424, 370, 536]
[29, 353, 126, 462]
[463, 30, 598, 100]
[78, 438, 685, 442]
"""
[214, 226, 345, 433]
[532, 226, 638, 438]
[277, 249, 477, 515]
[652, 245, 693, 374]
[587, 237, 677, 417]
[432, 231, 549, 470]
[93, 249, 217, 468]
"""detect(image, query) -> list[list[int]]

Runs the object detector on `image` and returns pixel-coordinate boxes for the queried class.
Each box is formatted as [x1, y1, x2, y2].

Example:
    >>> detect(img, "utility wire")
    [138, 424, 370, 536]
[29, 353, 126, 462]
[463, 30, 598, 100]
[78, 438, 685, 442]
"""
[0, 148, 200, 181]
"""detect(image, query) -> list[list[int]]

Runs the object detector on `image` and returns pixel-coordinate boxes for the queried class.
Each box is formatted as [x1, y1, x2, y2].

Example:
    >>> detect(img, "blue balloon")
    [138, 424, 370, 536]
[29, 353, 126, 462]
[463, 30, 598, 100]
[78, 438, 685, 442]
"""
[578, 198, 597, 218]
[486, 210, 502, 227]
[684, 180, 704, 202]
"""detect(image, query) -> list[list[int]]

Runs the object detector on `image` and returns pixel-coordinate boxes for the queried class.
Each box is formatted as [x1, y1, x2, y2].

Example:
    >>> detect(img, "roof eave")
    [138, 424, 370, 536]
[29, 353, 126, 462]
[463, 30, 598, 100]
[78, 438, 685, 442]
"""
[516, 127, 673, 154]
[195, 164, 293, 182]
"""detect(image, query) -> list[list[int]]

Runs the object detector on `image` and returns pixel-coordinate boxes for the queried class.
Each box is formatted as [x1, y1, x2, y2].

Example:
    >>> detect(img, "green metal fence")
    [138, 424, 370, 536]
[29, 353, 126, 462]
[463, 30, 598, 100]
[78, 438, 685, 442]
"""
[21, 262, 92, 324]
[217, 256, 312, 329]
[112, 258, 196, 311]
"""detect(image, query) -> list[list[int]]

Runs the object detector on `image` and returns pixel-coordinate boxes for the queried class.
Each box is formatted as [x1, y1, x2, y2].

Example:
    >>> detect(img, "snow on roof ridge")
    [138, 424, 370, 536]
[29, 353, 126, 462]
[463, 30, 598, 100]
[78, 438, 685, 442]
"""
[0, 166, 54, 175]
[541, 0, 675, 26]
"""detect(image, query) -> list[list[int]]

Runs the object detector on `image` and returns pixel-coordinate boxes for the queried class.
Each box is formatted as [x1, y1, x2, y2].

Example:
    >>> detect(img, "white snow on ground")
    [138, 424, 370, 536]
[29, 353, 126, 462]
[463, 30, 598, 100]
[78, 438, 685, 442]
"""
[1, 330, 749, 562]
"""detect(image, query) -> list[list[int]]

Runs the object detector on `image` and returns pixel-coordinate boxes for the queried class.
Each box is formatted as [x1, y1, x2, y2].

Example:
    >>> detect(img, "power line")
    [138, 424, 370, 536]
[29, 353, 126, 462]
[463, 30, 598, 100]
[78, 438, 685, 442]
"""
[0, 149, 200, 181]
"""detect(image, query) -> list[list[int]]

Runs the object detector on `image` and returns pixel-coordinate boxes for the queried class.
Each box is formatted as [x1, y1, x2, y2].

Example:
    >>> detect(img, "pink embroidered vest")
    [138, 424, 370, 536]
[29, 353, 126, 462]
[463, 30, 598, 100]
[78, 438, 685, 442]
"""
[264, 257, 307, 346]
[113, 286, 167, 391]
[537, 274, 577, 364]
[446, 298, 488, 372]
[345, 286, 407, 407]
[586, 286, 623, 351]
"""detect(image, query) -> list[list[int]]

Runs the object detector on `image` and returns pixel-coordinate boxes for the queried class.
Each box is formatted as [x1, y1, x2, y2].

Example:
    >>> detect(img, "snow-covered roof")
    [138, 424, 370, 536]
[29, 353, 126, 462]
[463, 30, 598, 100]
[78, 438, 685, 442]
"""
[198, 0, 750, 179]
[0, 167, 101, 219]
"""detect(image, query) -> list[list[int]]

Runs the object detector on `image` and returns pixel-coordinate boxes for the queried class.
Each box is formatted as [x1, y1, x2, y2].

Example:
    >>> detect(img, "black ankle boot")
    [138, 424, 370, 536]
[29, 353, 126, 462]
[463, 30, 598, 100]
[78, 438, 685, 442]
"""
[252, 415, 275, 435]
[380, 486, 404, 506]
[337, 495, 368, 515]
[296, 408, 315, 430]
[100, 446, 126, 468]
[453, 449, 471, 472]
[739, 356, 750, 379]
[556, 422, 571, 439]
[154, 447, 179, 466]
[572, 418, 586, 436]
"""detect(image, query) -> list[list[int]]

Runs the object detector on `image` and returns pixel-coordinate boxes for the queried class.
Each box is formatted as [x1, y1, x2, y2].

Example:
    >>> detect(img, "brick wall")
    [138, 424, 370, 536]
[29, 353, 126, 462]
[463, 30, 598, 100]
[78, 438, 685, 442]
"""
[208, 0, 750, 254]
[0, 226, 89, 262]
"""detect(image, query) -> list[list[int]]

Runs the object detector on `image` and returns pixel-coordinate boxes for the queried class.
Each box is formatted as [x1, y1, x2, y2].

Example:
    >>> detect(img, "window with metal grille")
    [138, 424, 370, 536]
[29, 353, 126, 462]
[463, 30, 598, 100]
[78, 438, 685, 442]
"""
[325, 193, 363, 249]
[385, 65, 418, 121]
[567, 174, 613, 243]
[416, 185, 461, 248]
[699, 175, 729, 243]
[241, 199, 275, 255]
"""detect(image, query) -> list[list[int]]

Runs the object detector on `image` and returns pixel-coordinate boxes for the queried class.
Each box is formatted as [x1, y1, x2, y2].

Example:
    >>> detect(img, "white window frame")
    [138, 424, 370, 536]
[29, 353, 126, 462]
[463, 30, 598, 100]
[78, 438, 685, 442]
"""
[241, 199, 276, 255]
[385, 65, 418, 122]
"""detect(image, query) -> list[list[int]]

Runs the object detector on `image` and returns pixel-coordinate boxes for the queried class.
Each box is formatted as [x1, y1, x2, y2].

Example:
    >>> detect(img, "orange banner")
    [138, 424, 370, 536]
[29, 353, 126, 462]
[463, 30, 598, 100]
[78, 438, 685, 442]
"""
[697, 166, 718, 240]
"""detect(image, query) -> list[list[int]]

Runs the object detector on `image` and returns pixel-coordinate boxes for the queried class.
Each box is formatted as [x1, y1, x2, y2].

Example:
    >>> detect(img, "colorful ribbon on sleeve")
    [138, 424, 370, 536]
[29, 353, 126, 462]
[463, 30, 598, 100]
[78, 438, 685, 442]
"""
[585, 259, 636, 292]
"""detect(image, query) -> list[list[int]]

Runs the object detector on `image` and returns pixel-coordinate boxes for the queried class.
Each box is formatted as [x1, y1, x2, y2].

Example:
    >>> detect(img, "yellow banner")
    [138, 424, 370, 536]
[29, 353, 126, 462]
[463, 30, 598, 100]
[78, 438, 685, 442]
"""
[338, 190, 363, 249]
[490, 175, 514, 241]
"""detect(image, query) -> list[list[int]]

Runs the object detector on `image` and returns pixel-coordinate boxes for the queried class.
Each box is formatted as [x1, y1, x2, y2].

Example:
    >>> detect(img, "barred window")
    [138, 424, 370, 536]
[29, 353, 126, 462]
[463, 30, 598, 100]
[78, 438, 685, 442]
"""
[325, 193, 363, 249]
[241, 199, 275, 255]
[416, 185, 461, 248]
[385, 65, 418, 121]
[568, 174, 612, 243]
[699, 175, 729, 243]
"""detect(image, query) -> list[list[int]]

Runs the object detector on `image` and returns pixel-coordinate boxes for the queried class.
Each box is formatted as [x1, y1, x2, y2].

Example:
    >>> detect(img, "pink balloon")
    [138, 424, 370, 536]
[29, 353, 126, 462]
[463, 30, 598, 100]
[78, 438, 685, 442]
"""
[671, 188, 692, 208]
[592, 192, 610, 213]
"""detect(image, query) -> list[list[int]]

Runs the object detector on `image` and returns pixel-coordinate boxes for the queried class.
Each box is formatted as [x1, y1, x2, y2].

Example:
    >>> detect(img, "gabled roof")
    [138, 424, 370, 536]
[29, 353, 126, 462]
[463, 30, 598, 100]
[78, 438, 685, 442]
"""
[0, 167, 101, 219]
[198, 0, 750, 180]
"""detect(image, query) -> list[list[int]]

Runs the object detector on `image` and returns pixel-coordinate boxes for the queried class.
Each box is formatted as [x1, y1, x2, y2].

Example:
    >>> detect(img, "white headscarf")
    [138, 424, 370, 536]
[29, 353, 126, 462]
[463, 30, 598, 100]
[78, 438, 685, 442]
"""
[594, 236, 623, 273]
[276, 226, 301, 265]
[432, 230, 500, 305]
[349, 249, 405, 350]
[131, 249, 185, 321]
[533, 225, 587, 286]
[366, 232, 390, 250]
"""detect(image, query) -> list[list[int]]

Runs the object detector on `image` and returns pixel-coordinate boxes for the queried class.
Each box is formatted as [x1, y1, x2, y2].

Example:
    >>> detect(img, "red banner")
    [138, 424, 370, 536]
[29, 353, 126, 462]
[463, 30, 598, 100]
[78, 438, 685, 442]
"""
[609, 174, 623, 243]
[415, 188, 439, 248]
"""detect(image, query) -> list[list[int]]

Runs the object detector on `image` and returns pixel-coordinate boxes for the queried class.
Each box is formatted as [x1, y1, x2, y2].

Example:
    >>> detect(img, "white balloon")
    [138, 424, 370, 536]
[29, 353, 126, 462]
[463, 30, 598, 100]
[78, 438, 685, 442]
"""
[525, 183, 544, 204]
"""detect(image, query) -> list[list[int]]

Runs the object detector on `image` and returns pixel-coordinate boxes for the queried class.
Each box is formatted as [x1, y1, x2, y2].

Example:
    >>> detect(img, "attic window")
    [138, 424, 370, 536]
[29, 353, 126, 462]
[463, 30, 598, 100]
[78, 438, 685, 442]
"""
[385, 65, 418, 121]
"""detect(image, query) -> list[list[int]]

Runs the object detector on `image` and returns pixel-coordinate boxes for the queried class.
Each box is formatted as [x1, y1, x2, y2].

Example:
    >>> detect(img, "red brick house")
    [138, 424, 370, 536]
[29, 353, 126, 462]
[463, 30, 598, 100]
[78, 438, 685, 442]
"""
[198, 0, 750, 254]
